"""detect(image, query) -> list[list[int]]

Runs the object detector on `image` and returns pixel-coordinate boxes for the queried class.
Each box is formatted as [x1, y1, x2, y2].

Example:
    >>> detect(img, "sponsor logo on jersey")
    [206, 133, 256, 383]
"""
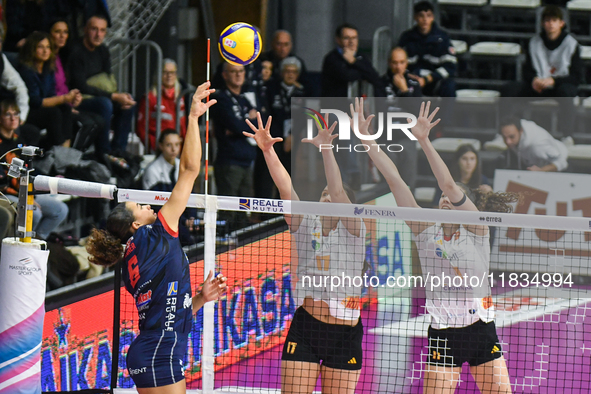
[167, 281, 178, 296]
[341, 296, 361, 310]
[129, 367, 147, 375]
[137, 290, 152, 309]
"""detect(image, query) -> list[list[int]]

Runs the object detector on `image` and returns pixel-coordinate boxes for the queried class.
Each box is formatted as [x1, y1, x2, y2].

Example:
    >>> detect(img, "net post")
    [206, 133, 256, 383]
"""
[201, 194, 217, 393]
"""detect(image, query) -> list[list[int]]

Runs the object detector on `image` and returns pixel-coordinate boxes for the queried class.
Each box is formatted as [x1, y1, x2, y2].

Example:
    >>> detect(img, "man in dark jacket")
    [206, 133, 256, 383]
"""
[321, 23, 382, 98]
[68, 14, 136, 157]
[321, 23, 381, 190]
[398, 1, 457, 97]
[210, 63, 259, 199]
[381, 47, 422, 99]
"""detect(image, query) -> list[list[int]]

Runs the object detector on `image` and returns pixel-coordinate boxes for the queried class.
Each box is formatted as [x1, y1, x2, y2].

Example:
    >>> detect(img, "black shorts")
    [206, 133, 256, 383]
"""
[282, 306, 363, 371]
[427, 319, 503, 368]
[126, 330, 188, 388]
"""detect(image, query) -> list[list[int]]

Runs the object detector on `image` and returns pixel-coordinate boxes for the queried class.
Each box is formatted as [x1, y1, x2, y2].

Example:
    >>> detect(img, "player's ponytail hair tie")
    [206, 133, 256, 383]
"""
[86, 203, 135, 267]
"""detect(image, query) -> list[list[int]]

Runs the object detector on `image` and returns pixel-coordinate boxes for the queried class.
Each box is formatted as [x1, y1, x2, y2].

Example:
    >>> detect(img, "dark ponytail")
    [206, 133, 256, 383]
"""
[456, 182, 519, 213]
[86, 203, 135, 266]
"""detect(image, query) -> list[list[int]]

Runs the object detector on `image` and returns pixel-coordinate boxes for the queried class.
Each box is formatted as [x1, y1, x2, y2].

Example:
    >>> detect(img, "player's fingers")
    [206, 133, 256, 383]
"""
[265, 115, 273, 131]
[245, 118, 257, 132]
[243, 131, 255, 138]
[428, 106, 440, 122]
[206, 270, 214, 282]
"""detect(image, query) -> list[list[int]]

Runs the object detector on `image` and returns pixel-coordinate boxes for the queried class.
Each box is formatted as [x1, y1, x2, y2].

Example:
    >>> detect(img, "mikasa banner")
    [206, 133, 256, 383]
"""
[0, 239, 49, 394]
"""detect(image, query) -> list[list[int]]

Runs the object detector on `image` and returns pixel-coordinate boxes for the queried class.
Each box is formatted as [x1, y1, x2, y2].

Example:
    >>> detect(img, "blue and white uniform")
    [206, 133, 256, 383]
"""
[122, 211, 193, 388]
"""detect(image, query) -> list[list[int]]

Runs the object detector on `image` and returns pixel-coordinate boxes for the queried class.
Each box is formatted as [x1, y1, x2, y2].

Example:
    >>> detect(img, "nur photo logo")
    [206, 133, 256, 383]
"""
[304, 107, 417, 153]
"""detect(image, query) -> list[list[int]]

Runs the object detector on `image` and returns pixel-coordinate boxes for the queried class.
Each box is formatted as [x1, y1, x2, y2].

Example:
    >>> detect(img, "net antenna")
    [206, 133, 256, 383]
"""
[205, 38, 211, 196]
[105, 0, 175, 63]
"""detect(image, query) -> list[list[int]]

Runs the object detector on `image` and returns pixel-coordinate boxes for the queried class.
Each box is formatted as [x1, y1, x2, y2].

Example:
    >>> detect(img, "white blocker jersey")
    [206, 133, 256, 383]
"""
[414, 224, 494, 329]
[293, 215, 366, 321]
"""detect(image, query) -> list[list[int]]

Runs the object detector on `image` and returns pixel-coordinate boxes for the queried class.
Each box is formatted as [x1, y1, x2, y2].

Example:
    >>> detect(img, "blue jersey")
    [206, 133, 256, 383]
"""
[123, 211, 193, 334]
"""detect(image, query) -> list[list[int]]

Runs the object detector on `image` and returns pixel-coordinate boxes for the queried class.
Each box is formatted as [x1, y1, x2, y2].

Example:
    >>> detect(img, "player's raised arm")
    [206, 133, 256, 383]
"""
[351, 98, 431, 235]
[302, 120, 362, 237]
[413, 101, 487, 235]
[244, 113, 302, 230]
[160, 81, 216, 232]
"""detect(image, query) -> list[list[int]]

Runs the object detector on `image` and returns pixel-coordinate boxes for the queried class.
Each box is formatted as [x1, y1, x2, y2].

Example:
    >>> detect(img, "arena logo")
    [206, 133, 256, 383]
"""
[239, 198, 284, 213]
[353, 206, 396, 218]
[305, 107, 417, 153]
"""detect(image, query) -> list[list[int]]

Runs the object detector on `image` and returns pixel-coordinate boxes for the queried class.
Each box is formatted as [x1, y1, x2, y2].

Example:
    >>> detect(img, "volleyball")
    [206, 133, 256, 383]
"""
[218, 22, 262, 66]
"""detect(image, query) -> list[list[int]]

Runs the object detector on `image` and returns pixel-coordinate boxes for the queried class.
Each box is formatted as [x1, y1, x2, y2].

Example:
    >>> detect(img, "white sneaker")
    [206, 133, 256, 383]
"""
[562, 136, 574, 146]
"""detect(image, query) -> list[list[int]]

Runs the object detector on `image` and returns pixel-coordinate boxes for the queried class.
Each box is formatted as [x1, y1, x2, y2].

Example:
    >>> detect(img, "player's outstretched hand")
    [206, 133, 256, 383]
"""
[201, 270, 227, 303]
[244, 113, 281, 152]
[411, 101, 440, 141]
[302, 119, 338, 148]
[190, 81, 217, 118]
[348, 97, 375, 136]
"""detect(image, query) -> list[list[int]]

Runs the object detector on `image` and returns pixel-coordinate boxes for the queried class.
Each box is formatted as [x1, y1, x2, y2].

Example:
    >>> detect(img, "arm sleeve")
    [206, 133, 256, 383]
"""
[523, 46, 536, 85]
[430, 35, 457, 82]
[539, 140, 568, 171]
[1, 55, 30, 120]
[554, 45, 583, 87]
[323, 52, 364, 83]
[18, 68, 42, 109]
[136, 94, 149, 143]
[142, 163, 158, 190]
[352, 57, 383, 89]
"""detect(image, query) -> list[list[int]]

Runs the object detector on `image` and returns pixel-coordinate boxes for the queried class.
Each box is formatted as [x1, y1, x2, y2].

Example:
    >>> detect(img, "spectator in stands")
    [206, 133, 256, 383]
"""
[255, 56, 305, 199]
[506, 5, 581, 142]
[137, 59, 187, 152]
[142, 128, 196, 246]
[48, 18, 104, 152]
[210, 63, 259, 227]
[18, 31, 80, 149]
[500, 116, 568, 172]
[68, 15, 136, 157]
[321, 23, 382, 98]
[380, 47, 422, 98]
[261, 60, 273, 83]
[0, 99, 68, 239]
[0, 204, 14, 239]
[321, 23, 382, 190]
[0, 24, 31, 128]
[260, 30, 308, 88]
[432, 144, 492, 206]
[374, 47, 422, 192]
[398, 1, 457, 97]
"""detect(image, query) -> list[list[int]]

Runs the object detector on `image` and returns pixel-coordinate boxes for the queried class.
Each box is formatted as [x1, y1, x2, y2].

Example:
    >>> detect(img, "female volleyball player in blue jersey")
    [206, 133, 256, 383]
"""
[244, 113, 366, 394]
[352, 99, 515, 394]
[87, 81, 227, 394]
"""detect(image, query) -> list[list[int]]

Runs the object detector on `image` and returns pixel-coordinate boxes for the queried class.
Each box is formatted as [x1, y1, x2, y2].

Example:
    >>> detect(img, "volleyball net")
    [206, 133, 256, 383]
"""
[110, 188, 591, 394]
